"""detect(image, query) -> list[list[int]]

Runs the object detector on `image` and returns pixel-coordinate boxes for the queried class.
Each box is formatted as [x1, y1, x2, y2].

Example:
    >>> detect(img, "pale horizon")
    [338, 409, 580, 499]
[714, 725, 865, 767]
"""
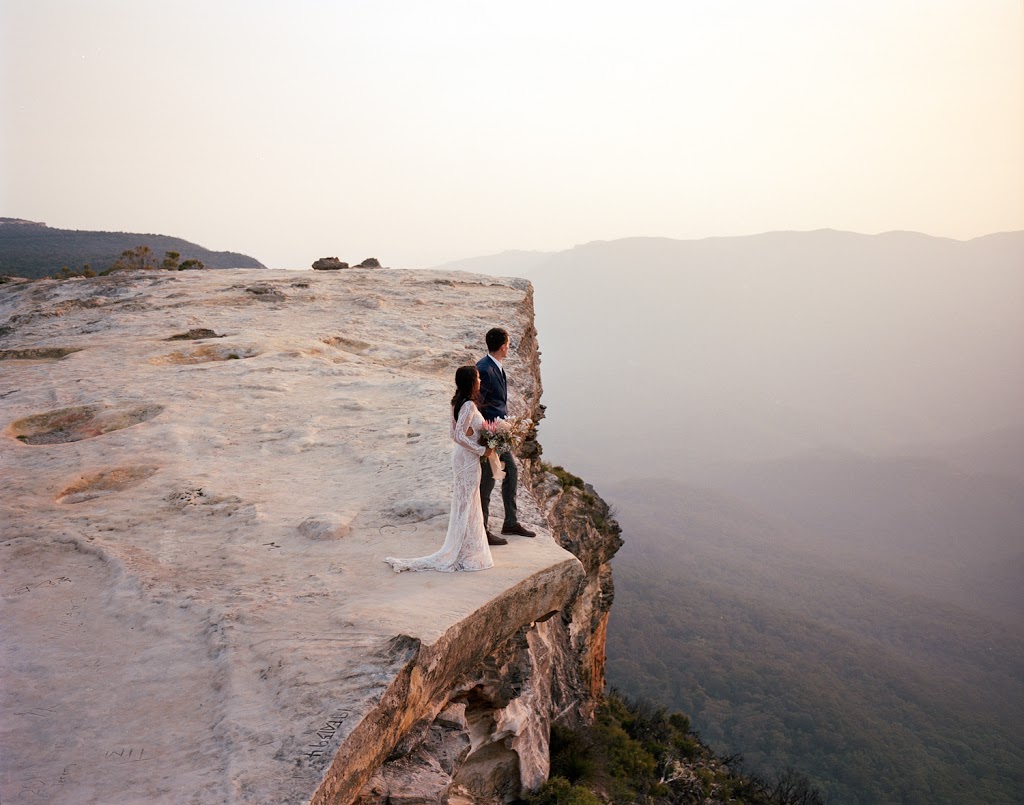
[2, 1, 1022, 269]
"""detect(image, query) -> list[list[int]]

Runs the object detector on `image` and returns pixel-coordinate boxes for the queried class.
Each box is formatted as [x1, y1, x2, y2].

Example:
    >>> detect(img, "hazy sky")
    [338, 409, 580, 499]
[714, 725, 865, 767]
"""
[2, 1, 1022, 268]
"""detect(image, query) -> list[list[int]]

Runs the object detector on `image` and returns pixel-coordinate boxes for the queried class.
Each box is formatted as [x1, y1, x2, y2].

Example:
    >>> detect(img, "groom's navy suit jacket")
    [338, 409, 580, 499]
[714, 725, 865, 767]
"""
[476, 355, 508, 422]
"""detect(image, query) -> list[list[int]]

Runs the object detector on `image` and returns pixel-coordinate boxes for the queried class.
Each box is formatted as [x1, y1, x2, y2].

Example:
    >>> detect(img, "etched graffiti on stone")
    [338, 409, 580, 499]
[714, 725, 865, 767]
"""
[15, 706, 56, 718]
[14, 576, 71, 595]
[303, 711, 350, 760]
[378, 524, 416, 538]
[104, 747, 150, 762]
[16, 775, 48, 799]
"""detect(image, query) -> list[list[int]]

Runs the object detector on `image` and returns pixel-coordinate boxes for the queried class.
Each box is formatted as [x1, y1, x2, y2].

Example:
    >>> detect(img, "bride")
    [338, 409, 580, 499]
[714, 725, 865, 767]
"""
[384, 366, 496, 572]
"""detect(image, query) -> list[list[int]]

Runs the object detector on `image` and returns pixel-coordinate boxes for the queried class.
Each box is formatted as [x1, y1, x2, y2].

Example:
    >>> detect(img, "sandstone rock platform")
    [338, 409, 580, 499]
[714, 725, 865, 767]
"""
[0, 269, 583, 804]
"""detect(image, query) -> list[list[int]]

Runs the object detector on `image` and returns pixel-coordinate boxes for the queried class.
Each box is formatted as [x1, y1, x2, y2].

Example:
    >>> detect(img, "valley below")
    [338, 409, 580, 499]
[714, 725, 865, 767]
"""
[443, 229, 1024, 803]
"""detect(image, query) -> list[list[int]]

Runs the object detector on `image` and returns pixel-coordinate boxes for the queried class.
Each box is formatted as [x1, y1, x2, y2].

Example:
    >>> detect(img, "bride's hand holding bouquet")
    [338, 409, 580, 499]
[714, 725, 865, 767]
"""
[479, 414, 533, 481]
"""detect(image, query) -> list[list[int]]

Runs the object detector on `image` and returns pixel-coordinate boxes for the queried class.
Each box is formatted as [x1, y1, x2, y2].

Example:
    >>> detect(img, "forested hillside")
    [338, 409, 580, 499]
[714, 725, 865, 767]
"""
[604, 480, 1024, 805]
[0, 219, 264, 278]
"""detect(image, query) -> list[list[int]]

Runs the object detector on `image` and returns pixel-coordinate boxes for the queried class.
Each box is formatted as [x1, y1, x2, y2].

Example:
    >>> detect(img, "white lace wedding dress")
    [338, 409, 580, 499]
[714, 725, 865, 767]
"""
[384, 401, 494, 572]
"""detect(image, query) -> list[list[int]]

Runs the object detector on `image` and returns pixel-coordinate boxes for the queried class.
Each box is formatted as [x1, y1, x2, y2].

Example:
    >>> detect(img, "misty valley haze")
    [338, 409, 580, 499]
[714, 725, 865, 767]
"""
[441, 230, 1024, 802]
[448, 230, 1024, 477]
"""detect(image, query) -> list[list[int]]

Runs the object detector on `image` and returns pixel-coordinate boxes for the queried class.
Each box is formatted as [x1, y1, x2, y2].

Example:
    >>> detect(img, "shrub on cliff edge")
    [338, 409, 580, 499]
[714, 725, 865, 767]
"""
[530, 692, 824, 804]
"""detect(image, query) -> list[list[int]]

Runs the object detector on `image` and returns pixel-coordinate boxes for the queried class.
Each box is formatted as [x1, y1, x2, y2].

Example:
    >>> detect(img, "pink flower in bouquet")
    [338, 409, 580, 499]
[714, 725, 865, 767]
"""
[478, 415, 533, 454]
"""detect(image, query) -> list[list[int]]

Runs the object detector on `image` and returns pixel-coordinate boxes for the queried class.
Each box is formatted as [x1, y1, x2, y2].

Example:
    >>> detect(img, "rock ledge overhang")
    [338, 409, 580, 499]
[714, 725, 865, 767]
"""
[312, 555, 585, 804]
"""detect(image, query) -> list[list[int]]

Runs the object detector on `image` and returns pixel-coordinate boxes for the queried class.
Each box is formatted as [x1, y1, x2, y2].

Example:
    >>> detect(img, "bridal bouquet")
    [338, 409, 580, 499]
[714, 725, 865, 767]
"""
[479, 415, 533, 480]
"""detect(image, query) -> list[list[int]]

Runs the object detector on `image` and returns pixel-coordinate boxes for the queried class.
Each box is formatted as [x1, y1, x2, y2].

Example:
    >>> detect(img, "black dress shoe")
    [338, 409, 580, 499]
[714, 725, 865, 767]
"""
[501, 523, 536, 538]
[487, 531, 508, 546]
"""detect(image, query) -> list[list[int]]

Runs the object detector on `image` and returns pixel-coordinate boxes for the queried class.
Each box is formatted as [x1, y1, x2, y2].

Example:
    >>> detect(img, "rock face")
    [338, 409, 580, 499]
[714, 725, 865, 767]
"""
[0, 268, 620, 803]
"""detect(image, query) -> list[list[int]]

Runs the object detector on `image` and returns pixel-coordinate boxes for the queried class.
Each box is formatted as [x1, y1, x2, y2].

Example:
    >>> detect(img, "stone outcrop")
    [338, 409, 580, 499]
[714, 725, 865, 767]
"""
[312, 257, 350, 270]
[310, 258, 386, 271]
[0, 268, 620, 804]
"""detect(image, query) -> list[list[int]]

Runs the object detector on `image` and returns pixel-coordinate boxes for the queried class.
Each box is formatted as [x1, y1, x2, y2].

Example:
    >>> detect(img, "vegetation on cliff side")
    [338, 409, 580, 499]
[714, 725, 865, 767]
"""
[536, 462, 624, 561]
[528, 469, 819, 803]
[50, 247, 208, 279]
[529, 692, 822, 805]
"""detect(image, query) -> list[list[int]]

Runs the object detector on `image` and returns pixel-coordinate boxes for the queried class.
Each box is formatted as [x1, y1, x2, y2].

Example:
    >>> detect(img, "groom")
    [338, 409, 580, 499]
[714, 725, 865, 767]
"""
[477, 327, 536, 545]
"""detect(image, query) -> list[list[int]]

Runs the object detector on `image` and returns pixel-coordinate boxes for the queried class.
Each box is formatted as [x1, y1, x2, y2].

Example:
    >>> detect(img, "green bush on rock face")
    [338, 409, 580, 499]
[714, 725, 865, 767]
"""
[550, 726, 595, 783]
[528, 777, 603, 805]
[53, 264, 95, 279]
[534, 692, 824, 805]
[542, 462, 585, 491]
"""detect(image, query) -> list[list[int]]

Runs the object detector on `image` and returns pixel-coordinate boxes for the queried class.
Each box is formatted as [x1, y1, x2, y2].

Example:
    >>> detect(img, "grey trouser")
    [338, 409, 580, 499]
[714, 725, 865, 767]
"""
[480, 451, 517, 530]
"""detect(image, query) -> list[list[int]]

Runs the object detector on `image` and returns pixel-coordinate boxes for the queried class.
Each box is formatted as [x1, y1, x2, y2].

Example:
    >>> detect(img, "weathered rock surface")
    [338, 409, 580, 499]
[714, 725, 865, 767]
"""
[0, 269, 619, 804]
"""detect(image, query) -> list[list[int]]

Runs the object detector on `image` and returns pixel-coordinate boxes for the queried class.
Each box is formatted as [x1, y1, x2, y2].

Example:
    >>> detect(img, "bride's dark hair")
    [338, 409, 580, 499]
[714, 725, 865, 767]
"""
[451, 365, 480, 421]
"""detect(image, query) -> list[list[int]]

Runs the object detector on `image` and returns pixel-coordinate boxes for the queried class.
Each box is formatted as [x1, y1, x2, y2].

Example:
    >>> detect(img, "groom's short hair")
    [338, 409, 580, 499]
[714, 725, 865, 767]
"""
[486, 328, 509, 353]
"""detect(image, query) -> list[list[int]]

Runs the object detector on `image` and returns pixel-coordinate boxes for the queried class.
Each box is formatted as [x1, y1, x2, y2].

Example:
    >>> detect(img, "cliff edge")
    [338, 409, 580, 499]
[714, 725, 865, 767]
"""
[0, 268, 620, 803]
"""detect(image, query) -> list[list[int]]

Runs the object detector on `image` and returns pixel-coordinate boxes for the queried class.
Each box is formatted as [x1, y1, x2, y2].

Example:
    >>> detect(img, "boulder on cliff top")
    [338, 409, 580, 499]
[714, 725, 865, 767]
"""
[312, 257, 349, 270]
[297, 511, 356, 540]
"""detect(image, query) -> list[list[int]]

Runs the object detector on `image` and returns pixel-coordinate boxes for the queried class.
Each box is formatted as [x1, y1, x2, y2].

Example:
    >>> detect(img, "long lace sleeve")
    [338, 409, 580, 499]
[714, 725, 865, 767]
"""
[452, 402, 487, 456]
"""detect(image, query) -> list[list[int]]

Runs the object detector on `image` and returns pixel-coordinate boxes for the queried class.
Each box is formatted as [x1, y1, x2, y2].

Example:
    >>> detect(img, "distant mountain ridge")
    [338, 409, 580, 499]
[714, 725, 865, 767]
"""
[433, 228, 1024, 275]
[0, 218, 265, 278]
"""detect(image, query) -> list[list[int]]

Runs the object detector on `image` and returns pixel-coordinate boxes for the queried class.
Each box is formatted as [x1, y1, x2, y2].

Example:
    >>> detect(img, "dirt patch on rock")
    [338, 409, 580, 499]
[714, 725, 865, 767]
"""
[150, 345, 258, 365]
[244, 284, 287, 301]
[166, 328, 225, 341]
[320, 336, 373, 355]
[9, 403, 164, 445]
[0, 347, 83, 361]
[55, 465, 160, 504]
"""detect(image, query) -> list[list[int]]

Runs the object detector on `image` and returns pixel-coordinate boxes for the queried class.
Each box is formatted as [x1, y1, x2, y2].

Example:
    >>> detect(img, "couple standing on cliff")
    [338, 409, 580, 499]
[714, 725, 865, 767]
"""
[384, 327, 536, 573]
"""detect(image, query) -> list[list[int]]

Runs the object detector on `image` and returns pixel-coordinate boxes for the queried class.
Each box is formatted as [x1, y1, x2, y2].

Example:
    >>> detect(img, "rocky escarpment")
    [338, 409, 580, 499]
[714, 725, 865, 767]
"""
[0, 268, 620, 804]
[352, 292, 622, 804]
